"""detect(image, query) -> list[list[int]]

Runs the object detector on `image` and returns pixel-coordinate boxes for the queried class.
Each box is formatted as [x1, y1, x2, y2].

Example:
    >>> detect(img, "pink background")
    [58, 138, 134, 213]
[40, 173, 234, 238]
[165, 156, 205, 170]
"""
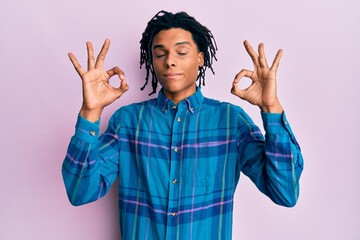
[1, 0, 359, 239]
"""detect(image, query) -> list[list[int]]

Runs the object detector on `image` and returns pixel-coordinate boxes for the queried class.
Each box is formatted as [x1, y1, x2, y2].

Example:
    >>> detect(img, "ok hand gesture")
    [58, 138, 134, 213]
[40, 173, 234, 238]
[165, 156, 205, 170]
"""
[231, 40, 283, 113]
[68, 39, 129, 122]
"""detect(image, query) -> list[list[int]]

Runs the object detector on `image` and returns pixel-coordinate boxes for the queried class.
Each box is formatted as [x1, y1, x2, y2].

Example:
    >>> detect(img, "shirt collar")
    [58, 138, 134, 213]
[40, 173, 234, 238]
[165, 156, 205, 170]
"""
[157, 87, 204, 114]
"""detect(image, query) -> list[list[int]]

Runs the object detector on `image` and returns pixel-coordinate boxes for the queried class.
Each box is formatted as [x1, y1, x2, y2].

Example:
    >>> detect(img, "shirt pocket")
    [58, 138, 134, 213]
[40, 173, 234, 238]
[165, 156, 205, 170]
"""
[183, 154, 235, 189]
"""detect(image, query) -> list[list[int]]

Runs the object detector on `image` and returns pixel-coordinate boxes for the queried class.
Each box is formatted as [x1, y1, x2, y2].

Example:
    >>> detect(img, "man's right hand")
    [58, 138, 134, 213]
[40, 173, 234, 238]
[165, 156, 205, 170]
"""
[68, 39, 129, 122]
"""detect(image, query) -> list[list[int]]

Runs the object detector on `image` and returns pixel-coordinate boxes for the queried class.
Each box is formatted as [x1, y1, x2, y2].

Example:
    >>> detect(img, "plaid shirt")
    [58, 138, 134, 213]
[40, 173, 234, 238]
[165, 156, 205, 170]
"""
[62, 88, 303, 240]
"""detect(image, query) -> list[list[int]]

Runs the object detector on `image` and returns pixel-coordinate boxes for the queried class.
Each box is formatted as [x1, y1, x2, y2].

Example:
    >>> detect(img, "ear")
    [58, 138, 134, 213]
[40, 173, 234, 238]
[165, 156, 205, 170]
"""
[198, 52, 205, 67]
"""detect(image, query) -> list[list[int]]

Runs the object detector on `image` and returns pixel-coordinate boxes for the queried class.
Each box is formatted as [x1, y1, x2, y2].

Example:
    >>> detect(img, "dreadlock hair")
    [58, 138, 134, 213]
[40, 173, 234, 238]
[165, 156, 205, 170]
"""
[140, 10, 218, 95]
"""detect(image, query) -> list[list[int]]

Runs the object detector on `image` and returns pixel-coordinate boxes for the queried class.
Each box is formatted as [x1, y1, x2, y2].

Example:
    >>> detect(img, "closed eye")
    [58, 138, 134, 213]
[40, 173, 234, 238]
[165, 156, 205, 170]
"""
[153, 51, 166, 58]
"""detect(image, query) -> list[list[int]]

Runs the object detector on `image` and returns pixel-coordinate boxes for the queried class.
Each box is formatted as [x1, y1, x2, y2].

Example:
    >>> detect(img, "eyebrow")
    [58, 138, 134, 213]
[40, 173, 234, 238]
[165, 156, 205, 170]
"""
[152, 41, 192, 50]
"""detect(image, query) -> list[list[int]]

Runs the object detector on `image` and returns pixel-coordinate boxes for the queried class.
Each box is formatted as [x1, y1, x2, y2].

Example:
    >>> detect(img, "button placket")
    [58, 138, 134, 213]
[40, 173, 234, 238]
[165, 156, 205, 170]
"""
[166, 104, 183, 229]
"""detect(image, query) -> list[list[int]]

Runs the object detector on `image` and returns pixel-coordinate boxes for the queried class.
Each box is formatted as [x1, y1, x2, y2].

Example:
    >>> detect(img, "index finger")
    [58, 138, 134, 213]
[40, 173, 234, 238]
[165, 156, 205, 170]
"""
[244, 40, 260, 68]
[95, 39, 111, 69]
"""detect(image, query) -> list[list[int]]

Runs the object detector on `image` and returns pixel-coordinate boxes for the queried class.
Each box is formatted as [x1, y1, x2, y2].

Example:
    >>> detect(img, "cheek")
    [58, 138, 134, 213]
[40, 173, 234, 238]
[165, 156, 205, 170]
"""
[186, 60, 200, 76]
[152, 60, 162, 73]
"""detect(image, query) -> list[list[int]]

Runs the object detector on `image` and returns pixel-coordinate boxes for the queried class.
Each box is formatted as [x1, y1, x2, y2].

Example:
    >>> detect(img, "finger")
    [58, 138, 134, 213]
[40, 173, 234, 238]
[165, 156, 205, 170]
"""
[244, 40, 260, 68]
[258, 43, 269, 68]
[231, 69, 253, 98]
[95, 39, 111, 69]
[106, 67, 129, 94]
[68, 52, 86, 77]
[270, 49, 283, 72]
[107, 66, 125, 80]
[113, 75, 129, 97]
[233, 69, 254, 84]
[118, 77, 129, 93]
[87, 41, 95, 71]
[231, 81, 247, 99]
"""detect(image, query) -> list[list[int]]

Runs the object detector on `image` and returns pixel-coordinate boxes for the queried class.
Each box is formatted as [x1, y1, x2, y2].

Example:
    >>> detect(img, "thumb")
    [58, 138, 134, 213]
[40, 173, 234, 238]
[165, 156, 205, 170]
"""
[231, 82, 247, 99]
[231, 69, 253, 99]
[114, 77, 129, 98]
[119, 78, 129, 93]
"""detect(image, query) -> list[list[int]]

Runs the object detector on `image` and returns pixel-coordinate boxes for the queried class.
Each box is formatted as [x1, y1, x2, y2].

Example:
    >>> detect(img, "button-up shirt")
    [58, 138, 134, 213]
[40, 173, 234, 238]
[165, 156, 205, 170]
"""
[62, 88, 303, 239]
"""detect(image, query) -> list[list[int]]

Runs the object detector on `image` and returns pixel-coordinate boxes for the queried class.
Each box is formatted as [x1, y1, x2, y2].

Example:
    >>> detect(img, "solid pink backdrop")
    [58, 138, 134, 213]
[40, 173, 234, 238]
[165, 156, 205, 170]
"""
[1, 0, 359, 239]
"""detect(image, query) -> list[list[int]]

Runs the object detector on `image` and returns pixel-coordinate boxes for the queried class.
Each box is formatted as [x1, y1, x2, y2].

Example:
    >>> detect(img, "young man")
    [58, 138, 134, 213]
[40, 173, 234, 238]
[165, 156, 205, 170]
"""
[63, 10, 303, 239]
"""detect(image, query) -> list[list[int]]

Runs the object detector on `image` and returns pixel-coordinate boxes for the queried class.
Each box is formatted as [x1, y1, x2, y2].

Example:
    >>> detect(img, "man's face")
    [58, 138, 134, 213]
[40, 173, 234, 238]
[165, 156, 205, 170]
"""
[152, 28, 204, 103]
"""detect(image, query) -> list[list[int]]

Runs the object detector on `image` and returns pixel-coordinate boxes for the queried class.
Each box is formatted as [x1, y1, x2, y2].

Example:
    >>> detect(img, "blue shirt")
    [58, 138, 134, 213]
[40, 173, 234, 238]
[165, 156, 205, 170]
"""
[62, 88, 303, 239]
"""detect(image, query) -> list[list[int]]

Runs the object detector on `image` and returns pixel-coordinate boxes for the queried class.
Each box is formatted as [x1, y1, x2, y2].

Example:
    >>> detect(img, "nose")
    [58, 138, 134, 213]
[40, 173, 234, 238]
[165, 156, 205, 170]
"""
[165, 54, 176, 68]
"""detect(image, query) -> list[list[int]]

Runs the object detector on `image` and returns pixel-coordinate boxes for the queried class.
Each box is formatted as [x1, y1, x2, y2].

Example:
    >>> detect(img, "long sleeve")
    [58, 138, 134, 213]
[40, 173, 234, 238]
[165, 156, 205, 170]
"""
[62, 114, 120, 206]
[238, 111, 303, 207]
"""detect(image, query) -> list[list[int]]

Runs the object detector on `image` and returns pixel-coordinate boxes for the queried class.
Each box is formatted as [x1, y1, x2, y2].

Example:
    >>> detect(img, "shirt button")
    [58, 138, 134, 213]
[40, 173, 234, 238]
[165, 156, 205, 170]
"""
[172, 105, 177, 110]
[170, 212, 176, 217]
[177, 117, 181, 122]
[172, 179, 178, 184]
[90, 131, 96, 136]
[174, 147, 179, 152]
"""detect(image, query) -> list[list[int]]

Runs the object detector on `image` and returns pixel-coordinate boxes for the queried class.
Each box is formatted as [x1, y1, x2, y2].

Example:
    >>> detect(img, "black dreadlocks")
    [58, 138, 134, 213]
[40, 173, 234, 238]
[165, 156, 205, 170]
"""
[140, 10, 218, 95]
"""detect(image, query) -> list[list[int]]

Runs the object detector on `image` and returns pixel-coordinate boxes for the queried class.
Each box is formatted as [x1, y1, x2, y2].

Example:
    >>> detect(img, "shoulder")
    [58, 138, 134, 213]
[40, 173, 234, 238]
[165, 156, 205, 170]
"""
[202, 97, 255, 126]
[109, 98, 157, 124]
[125, 98, 156, 110]
[202, 97, 244, 113]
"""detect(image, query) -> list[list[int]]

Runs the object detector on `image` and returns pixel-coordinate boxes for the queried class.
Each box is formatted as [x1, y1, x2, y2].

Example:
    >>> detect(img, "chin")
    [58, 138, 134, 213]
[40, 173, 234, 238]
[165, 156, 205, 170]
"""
[160, 82, 180, 91]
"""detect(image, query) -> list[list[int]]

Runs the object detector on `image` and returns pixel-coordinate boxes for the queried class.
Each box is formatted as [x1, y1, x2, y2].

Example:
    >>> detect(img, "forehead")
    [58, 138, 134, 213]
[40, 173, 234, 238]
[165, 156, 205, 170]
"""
[152, 28, 196, 48]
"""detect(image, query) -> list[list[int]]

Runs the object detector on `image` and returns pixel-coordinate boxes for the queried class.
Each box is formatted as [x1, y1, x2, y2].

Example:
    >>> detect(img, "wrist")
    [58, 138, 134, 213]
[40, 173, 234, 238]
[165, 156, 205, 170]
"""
[79, 107, 103, 122]
[260, 103, 283, 113]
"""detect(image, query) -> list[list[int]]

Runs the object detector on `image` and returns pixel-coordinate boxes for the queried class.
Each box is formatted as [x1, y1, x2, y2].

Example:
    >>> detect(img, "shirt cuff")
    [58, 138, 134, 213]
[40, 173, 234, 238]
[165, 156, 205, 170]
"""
[261, 111, 291, 134]
[74, 114, 101, 143]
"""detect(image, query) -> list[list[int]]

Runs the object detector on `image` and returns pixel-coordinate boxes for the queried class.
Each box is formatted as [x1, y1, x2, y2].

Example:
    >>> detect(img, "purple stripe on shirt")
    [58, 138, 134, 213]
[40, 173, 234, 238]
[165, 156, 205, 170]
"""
[119, 138, 236, 150]
[265, 151, 293, 158]
[66, 153, 96, 166]
[119, 138, 171, 150]
[177, 198, 234, 215]
[119, 197, 234, 217]
[119, 197, 168, 214]
[182, 139, 236, 148]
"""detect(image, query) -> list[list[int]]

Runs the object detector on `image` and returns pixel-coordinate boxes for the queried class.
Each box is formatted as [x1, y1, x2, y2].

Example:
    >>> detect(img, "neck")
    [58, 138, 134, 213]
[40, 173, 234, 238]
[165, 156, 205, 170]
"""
[162, 85, 197, 104]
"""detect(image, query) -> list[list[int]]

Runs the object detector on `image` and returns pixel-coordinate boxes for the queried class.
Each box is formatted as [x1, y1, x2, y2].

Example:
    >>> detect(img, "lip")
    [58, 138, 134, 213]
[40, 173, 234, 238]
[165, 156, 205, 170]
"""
[163, 73, 182, 79]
